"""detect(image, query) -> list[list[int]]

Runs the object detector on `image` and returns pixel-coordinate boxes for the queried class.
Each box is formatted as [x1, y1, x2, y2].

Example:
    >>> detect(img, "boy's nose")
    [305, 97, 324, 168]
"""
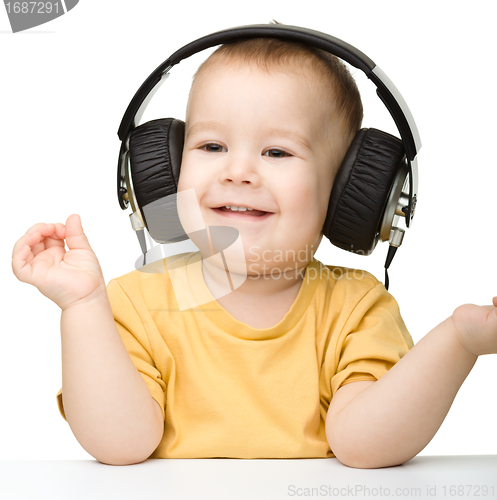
[219, 155, 261, 186]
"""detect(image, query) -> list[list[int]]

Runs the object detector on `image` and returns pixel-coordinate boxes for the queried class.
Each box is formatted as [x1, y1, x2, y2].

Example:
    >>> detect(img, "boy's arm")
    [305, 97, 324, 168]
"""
[11, 217, 163, 465]
[326, 316, 478, 469]
[60, 291, 164, 466]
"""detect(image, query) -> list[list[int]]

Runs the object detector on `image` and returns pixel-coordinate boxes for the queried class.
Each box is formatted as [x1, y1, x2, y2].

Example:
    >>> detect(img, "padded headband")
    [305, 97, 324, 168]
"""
[117, 24, 420, 224]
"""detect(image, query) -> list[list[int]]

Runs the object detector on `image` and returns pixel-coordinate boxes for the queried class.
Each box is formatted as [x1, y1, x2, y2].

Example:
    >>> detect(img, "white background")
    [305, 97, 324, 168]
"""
[1, 1, 496, 460]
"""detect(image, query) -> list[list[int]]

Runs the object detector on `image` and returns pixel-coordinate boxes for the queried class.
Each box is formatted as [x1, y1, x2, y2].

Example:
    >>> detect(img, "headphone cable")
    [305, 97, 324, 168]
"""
[384, 227, 405, 291]
[384, 245, 398, 291]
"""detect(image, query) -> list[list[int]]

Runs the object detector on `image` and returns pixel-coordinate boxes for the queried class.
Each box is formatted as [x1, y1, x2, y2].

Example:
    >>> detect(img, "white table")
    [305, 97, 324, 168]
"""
[1, 456, 496, 500]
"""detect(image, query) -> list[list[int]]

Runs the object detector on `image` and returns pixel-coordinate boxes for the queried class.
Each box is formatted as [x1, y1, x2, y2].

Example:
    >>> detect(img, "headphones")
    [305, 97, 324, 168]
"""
[116, 24, 421, 289]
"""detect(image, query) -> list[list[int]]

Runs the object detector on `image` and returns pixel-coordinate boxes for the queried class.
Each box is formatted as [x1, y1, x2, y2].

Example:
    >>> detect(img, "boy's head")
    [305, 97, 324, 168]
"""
[177, 36, 363, 276]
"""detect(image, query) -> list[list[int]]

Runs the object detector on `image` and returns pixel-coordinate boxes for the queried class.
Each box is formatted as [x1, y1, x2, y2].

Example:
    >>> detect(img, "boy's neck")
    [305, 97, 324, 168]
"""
[202, 258, 310, 300]
[203, 260, 309, 329]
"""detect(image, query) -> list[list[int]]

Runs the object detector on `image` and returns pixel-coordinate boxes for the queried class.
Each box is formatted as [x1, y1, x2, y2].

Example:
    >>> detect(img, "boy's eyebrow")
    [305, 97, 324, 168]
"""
[185, 120, 223, 140]
[262, 127, 312, 151]
[185, 121, 312, 151]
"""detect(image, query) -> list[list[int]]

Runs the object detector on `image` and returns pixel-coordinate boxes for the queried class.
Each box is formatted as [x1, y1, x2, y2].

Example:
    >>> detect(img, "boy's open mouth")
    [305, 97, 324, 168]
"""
[211, 206, 271, 218]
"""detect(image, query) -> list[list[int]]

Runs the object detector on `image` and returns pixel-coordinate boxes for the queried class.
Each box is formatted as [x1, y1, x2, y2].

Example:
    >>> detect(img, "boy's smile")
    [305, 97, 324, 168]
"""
[178, 61, 340, 278]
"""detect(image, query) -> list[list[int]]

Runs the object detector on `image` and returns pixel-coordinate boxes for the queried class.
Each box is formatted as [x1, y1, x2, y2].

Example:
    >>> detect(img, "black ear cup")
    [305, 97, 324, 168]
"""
[322, 128, 406, 255]
[129, 118, 185, 229]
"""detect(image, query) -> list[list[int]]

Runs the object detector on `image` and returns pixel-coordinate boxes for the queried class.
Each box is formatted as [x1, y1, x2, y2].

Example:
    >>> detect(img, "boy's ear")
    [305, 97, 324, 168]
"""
[322, 128, 407, 256]
[126, 118, 187, 244]
[129, 117, 185, 212]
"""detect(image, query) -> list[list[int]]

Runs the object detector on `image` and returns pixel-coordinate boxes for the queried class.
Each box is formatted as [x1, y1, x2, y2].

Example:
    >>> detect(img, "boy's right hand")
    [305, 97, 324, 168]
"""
[12, 214, 107, 311]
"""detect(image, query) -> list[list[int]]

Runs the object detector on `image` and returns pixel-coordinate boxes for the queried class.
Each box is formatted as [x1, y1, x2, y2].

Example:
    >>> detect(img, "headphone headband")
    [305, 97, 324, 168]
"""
[118, 25, 371, 142]
[118, 25, 420, 157]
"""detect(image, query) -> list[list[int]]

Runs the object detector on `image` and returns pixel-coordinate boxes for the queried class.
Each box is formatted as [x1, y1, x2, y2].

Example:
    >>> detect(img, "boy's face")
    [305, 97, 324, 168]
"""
[178, 61, 341, 275]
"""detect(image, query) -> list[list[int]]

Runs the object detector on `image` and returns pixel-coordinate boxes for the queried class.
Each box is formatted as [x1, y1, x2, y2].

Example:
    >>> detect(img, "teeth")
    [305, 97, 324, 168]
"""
[224, 206, 253, 211]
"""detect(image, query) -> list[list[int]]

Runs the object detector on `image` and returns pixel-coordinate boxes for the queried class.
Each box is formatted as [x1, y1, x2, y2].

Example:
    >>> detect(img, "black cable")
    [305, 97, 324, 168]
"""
[384, 245, 398, 291]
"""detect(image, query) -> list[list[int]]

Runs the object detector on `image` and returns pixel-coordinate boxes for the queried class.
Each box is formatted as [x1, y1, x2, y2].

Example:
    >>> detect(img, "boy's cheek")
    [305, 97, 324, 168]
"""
[178, 156, 207, 188]
[177, 168, 194, 192]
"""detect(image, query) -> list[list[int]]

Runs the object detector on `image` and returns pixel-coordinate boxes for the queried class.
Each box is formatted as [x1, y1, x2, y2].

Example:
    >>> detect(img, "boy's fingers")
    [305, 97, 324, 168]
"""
[17, 224, 62, 255]
[12, 242, 29, 274]
[54, 222, 65, 239]
[12, 229, 44, 260]
[25, 222, 54, 236]
[42, 222, 66, 249]
[64, 214, 93, 252]
[12, 234, 39, 281]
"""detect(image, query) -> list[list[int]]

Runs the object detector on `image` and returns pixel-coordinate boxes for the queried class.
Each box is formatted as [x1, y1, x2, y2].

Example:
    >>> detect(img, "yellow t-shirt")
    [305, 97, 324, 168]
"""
[56, 251, 413, 459]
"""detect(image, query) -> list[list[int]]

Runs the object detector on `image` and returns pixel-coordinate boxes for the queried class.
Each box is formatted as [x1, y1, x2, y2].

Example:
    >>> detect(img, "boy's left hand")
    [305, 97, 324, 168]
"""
[452, 297, 497, 356]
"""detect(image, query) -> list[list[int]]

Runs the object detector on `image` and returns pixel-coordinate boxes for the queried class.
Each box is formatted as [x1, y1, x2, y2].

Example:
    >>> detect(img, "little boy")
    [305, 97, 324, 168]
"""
[11, 34, 497, 468]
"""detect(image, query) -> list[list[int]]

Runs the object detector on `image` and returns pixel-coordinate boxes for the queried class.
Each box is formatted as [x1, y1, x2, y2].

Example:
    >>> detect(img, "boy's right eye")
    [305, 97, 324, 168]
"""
[200, 143, 227, 153]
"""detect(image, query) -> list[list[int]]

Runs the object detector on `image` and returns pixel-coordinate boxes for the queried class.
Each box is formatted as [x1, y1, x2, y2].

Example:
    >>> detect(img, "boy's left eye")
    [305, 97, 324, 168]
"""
[200, 143, 227, 153]
[263, 149, 292, 158]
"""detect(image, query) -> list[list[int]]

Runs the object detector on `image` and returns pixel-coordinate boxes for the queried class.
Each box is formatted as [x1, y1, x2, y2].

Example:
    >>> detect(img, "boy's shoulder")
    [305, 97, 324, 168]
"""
[313, 258, 382, 292]
[106, 252, 193, 287]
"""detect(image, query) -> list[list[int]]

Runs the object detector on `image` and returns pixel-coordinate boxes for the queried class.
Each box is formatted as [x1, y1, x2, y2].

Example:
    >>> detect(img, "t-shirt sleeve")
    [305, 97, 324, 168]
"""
[330, 282, 414, 398]
[56, 278, 167, 422]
